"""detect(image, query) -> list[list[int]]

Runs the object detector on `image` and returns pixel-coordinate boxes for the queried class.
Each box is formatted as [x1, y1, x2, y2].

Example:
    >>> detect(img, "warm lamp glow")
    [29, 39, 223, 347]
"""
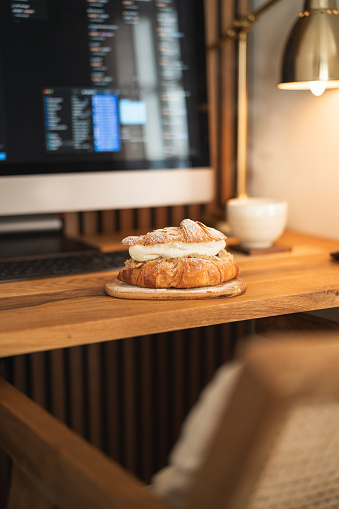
[309, 82, 326, 96]
[278, 80, 339, 96]
[278, 0, 339, 98]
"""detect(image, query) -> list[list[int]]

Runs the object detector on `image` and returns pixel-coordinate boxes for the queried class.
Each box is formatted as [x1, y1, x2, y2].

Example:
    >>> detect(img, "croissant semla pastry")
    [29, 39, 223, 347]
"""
[117, 219, 240, 289]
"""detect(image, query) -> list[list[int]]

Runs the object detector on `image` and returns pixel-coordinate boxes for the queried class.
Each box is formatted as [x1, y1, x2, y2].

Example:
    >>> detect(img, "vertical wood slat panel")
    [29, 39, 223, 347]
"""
[49, 349, 67, 422]
[103, 340, 121, 462]
[204, 0, 219, 216]
[62, 212, 81, 238]
[171, 330, 186, 443]
[155, 333, 170, 469]
[30, 352, 48, 408]
[154, 206, 169, 229]
[186, 204, 202, 222]
[101, 210, 117, 233]
[119, 209, 135, 232]
[138, 334, 155, 482]
[221, 0, 237, 205]
[12, 356, 28, 394]
[67, 346, 86, 436]
[63, 204, 210, 238]
[203, 322, 219, 382]
[203, 0, 251, 212]
[170, 205, 186, 227]
[82, 211, 99, 236]
[86, 343, 104, 449]
[188, 328, 202, 406]
[3, 322, 246, 493]
[122, 337, 137, 473]
[137, 207, 152, 230]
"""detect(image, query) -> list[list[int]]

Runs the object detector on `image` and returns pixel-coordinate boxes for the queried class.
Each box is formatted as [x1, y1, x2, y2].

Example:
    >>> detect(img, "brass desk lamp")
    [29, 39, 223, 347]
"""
[211, 0, 339, 199]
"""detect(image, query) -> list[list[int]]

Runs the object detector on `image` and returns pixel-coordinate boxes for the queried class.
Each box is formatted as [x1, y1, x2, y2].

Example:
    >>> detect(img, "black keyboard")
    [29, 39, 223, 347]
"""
[0, 250, 129, 282]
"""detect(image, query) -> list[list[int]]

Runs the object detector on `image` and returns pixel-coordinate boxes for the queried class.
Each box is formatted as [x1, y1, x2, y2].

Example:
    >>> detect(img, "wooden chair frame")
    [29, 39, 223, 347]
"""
[0, 377, 170, 509]
[2, 333, 339, 508]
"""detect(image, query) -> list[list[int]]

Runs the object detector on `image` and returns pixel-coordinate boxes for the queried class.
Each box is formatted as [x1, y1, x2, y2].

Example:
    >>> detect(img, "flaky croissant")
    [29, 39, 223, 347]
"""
[117, 219, 240, 289]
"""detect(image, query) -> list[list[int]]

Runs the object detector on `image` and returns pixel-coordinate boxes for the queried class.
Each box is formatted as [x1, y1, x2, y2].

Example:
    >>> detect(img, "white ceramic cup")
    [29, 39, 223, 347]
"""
[227, 197, 288, 249]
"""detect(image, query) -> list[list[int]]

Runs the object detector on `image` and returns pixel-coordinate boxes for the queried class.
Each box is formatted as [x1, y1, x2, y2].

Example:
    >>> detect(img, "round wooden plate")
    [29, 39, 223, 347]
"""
[105, 277, 247, 300]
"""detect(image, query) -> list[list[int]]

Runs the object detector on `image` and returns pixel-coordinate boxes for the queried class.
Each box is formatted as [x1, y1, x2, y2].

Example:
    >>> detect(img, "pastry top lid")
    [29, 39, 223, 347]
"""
[121, 219, 226, 246]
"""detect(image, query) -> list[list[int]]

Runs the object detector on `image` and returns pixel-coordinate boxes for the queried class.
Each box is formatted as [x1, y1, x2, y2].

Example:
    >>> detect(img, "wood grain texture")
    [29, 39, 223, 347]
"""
[1, 231, 339, 358]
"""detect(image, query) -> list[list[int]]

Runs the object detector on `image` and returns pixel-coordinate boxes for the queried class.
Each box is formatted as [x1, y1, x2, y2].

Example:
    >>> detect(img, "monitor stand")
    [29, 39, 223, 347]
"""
[0, 214, 96, 260]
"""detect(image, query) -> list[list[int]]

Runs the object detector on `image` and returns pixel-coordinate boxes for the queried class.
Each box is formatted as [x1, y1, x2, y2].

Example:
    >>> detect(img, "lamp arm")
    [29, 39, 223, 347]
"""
[208, 0, 285, 49]
[208, 0, 286, 198]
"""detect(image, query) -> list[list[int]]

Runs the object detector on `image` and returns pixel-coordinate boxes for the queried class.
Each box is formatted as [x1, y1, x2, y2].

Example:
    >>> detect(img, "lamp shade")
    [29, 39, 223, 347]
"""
[278, 0, 339, 94]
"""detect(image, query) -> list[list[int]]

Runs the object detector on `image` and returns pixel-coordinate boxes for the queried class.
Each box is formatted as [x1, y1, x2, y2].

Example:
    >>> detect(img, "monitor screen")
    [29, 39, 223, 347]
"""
[0, 0, 213, 216]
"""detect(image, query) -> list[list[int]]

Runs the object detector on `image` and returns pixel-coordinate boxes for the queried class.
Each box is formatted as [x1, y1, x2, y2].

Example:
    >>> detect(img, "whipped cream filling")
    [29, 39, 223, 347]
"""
[129, 240, 226, 262]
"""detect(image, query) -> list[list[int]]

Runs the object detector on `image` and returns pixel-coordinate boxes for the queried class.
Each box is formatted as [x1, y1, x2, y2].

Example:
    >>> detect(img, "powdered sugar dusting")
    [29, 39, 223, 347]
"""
[122, 235, 142, 245]
[143, 227, 182, 245]
[181, 219, 226, 242]
[121, 219, 227, 246]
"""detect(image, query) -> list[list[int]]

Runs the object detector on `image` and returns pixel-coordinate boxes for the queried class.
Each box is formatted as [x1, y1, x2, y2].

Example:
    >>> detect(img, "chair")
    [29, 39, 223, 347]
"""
[0, 376, 169, 509]
[2, 332, 339, 508]
[183, 333, 339, 509]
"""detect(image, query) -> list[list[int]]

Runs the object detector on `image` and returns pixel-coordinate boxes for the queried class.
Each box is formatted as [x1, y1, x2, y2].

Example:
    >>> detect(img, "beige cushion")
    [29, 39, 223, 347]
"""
[151, 362, 242, 507]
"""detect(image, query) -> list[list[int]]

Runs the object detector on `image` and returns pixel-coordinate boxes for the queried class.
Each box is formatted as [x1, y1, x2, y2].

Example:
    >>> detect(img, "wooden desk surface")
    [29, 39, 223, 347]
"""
[1, 231, 339, 358]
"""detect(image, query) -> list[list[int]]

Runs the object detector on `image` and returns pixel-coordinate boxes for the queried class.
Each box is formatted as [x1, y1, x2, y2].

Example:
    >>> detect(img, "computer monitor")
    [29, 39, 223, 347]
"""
[0, 0, 213, 220]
